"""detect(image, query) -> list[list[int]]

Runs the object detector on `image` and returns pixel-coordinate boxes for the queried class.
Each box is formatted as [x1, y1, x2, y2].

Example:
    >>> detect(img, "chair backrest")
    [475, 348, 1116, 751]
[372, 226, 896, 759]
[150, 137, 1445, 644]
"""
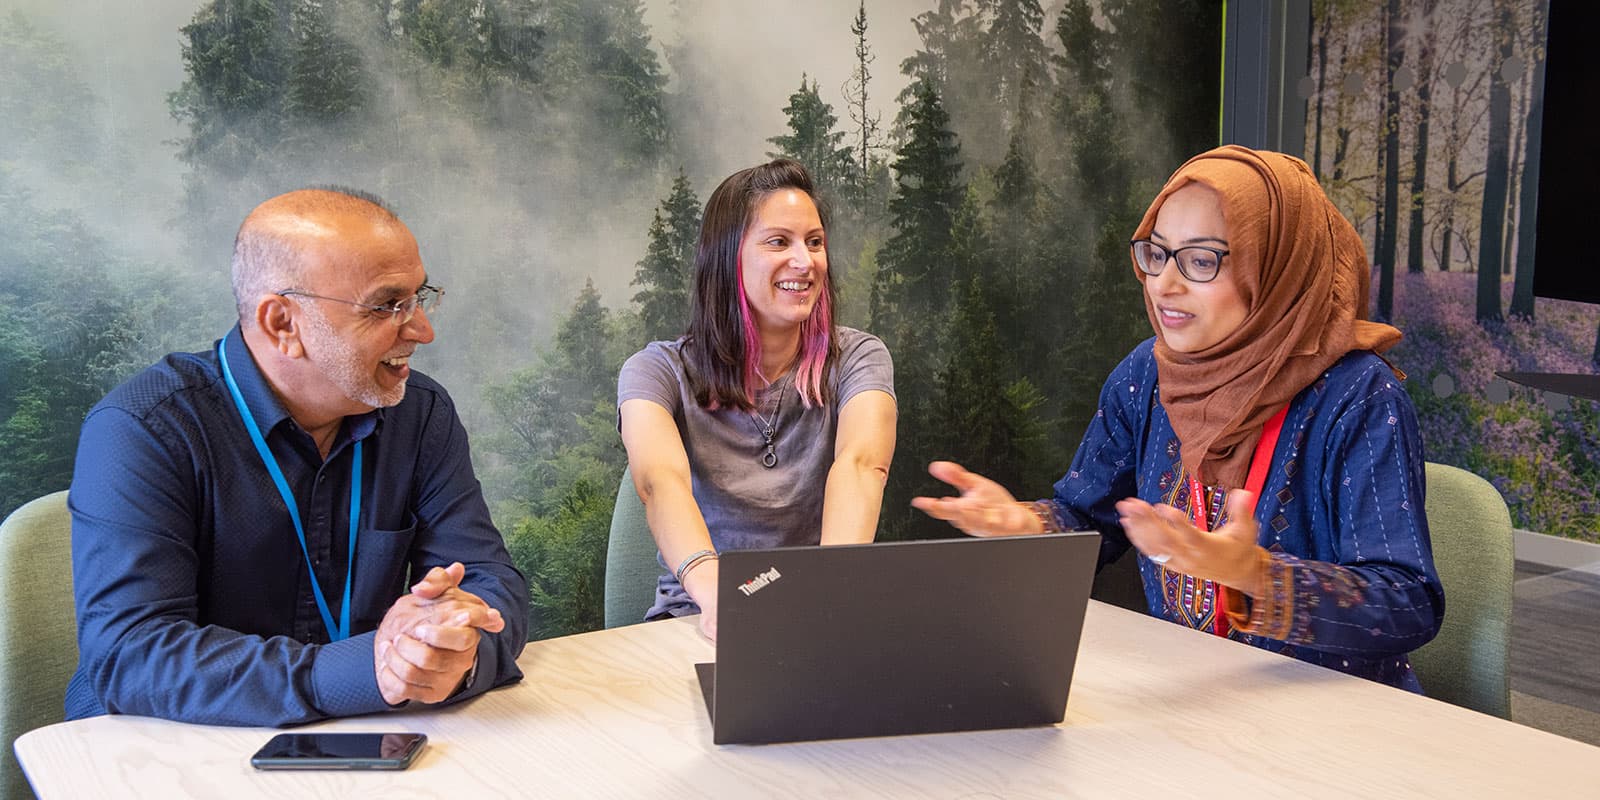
[603, 468, 661, 628]
[1411, 462, 1514, 718]
[1, 491, 76, 800]
[1090, 547, 1148, 613]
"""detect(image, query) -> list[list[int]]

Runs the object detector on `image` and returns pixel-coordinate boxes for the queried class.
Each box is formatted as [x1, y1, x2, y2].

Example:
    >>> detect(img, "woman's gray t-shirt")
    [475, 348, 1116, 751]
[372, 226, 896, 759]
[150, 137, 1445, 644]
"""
[617, 326, 895, 619]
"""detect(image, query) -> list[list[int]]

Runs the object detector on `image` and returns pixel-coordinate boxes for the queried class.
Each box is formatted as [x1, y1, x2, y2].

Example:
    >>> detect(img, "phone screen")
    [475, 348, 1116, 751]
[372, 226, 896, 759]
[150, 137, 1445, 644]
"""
[250, 732, 427, 771]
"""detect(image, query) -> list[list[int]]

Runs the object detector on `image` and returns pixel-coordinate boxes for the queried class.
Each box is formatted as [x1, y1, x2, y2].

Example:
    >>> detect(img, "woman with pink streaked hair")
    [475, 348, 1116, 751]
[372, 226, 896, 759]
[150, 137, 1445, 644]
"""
[618, 158, 897, 641]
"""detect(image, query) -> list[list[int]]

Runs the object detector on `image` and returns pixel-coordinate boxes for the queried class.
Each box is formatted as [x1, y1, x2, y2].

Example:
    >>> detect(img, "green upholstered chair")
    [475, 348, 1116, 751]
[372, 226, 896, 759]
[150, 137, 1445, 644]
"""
[603, 468, 661, 628]
[1, 491, 76, 800]
[1411, 462, 1514, 718]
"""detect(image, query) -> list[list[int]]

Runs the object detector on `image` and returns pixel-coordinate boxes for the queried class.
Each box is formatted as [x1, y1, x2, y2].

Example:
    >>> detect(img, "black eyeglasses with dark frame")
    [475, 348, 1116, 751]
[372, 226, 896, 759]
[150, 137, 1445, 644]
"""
[1129, 240, 1229, 284]
[279, 283, 445, 326]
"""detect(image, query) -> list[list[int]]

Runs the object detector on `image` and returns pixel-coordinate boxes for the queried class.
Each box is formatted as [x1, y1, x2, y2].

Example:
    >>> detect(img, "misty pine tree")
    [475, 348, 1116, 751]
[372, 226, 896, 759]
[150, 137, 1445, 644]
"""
[478, 0, 545, 85]
[898, 1, 956, 96]
[542, 0, 669, 170]
[165, 0, 302, 319]
[988, 132, 1045, 347]
[1101, 0, 1221, 168]
[399, 0, 483, 70]
[930, 277, 1057, 508]
[830, 4, 894, 331]
[485, 279, 624, 513]
[1051, 0, 1107, 99]
[993, 131, 1037, 214]
[947, 184, 994, 292]
[875, 77, 964, 339]
[1050, 2, 1131, 207]
[170, 0, 292, 169]
[842, 0, 881, 191]
[0, 176, 165, 519]
[897, 0, 993, 165]
[285, 0, 365, 122]
[0, 15, 102, 170]
[508, 475, 611, 639]
[982, 0, 1049, 135]
[486, 279, 628, 638]
[632, 170, 701, 343]
[1034, 0, 1150, 431]
[555, 279, 614, 406]
[392, 0, 542, 88]
[767, 76, 856, 201]
[867, 79, 964, 540]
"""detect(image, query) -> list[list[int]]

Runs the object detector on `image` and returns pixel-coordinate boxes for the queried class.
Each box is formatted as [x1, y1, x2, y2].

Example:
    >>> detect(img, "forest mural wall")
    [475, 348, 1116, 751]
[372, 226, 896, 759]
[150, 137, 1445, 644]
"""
[2, 0, 1591, 641]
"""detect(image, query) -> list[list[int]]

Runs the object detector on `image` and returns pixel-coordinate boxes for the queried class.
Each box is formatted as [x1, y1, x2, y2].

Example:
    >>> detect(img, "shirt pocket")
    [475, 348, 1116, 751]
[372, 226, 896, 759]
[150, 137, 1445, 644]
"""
[352, 514, 418, 630]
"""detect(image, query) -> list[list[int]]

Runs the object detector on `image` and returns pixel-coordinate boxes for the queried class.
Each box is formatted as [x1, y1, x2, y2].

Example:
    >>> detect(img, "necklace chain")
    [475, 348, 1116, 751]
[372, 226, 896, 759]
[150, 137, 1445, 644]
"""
[748, 376, 787, 468]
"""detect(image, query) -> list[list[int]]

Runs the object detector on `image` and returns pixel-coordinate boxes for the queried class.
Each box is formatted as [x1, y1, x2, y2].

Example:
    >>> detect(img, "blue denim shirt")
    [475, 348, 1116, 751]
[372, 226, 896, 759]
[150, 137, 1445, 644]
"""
[65, 326, 528, 725]
[1042, 339, 1443, 691]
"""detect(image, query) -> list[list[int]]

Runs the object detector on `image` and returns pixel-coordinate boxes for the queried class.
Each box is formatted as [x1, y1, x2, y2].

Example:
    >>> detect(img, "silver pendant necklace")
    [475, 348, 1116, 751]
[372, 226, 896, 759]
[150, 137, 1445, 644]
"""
[749, 380, 784, 468]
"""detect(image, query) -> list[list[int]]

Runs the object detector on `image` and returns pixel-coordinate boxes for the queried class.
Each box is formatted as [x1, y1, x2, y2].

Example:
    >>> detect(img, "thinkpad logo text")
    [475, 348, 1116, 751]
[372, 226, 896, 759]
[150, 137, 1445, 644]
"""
[737, 567, 782, 596]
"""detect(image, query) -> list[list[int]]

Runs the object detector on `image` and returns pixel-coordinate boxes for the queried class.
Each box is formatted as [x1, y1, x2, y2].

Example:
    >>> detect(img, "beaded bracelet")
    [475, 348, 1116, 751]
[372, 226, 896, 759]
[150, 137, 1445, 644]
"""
[674, 549, 718, 583]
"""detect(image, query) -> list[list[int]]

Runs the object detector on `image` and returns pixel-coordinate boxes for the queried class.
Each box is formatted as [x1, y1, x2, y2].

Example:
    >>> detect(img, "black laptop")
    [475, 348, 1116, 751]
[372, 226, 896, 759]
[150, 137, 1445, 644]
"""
[695, 531, 1102, 745]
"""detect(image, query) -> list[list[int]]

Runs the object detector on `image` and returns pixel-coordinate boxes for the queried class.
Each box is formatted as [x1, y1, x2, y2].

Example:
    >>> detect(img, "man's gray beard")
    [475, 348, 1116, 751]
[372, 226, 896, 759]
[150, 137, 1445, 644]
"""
[300, 305, 407, 409]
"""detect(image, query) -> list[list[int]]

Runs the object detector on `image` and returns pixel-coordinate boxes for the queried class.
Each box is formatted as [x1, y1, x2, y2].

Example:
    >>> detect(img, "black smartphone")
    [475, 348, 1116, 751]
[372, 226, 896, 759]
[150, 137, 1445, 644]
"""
[249, 732, 428, 771]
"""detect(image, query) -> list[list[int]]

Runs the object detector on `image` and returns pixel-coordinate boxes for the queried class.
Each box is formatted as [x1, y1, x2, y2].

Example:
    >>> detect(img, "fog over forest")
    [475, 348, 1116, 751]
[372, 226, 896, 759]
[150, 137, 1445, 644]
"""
[3, 0, 924, 324]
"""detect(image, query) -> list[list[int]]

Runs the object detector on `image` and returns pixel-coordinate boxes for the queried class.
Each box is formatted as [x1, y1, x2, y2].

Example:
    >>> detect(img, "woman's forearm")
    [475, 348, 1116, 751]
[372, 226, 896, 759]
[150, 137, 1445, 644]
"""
[819, 457, 889, 545]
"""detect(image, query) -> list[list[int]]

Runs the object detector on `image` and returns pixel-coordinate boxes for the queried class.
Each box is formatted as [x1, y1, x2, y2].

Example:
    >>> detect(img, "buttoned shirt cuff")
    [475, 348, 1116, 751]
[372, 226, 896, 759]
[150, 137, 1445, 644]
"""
[448, 649, 482, 701]
[311, 631, 392, 718]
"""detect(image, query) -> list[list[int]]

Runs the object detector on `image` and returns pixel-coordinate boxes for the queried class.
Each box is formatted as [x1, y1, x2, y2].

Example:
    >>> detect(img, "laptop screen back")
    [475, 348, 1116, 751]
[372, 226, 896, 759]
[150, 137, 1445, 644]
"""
[704, 532, 1101, 744]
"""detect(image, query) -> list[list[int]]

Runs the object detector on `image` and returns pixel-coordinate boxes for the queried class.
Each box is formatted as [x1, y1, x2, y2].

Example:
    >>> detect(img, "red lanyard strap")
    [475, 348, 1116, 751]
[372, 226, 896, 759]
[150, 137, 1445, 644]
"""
[1186, 404, 1288, 636]
[1187, 404, 1288, 531]
[1242, 405, 1288, 504]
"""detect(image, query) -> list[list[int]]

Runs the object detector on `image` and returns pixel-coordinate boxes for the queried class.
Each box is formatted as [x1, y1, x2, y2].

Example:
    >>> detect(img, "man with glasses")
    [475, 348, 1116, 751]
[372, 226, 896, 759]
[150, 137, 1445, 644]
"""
[65, 188, 530, 726]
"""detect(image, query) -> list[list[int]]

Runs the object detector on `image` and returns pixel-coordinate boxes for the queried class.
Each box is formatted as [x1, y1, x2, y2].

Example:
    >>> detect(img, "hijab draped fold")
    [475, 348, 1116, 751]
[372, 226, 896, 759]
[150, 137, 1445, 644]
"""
[1131, 145, 1401, 488]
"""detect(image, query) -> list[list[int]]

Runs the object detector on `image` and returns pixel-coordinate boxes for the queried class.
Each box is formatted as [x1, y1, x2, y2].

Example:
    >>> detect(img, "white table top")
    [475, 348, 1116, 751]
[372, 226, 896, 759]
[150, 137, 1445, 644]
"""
[17, 602, 1600, 798]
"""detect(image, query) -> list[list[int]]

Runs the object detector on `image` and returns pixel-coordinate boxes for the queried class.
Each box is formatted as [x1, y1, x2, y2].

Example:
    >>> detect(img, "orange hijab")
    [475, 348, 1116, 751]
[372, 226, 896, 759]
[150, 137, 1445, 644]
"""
[1131, 145, 1401, 488]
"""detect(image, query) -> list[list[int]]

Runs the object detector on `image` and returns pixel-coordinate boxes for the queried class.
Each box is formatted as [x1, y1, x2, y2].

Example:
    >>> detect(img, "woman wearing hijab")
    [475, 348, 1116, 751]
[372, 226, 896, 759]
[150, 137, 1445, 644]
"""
[914, 145, 1442, 690]
[619, 159, 897, 641]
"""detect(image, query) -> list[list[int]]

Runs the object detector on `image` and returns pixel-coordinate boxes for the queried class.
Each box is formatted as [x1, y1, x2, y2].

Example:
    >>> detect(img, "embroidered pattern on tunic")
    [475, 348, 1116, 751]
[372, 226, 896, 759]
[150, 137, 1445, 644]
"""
[1027, 499, 1069, 533]
[1158, 466, 1230, 635]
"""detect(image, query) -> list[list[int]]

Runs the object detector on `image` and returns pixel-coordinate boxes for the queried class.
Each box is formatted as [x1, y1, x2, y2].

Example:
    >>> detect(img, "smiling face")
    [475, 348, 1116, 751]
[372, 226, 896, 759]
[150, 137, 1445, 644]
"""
[289, 212, 436, 416]
[738, 188, 828, 335]
[1143, 183, 1248, 354]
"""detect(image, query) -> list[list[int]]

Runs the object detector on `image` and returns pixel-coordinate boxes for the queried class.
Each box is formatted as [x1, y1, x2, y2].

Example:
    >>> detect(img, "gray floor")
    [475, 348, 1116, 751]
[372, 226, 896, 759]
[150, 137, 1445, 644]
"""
[1511, 560, 1600, 746]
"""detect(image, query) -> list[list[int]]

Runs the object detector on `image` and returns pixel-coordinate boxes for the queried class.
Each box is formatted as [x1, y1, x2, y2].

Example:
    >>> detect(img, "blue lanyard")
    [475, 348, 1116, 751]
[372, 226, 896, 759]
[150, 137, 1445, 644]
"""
[218, 333, 360, 641]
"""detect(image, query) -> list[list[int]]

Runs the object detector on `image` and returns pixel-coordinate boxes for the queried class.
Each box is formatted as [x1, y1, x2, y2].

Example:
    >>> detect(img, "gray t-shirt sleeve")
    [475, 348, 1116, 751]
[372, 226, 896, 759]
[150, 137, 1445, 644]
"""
[617, 341, 684, 414]
[834, 329, 895, 406]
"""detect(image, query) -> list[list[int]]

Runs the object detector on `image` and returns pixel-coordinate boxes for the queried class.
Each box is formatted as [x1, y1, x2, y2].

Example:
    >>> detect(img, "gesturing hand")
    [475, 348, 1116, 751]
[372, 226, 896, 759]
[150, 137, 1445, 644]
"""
[373, 562, 506, 705]
[910, 461, 1043, 537]
[1115, 490, 1265, 596]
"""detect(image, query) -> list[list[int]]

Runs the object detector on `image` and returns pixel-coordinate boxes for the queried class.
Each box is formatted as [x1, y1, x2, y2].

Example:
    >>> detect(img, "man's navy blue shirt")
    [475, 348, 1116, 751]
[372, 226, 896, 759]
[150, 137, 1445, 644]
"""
[66, 327, 528, 726]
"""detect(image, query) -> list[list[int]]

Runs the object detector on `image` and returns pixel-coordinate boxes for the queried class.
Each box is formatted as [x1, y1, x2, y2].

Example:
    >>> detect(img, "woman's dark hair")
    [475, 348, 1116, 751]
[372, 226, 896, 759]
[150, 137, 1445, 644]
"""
[684, 158, 840, 411]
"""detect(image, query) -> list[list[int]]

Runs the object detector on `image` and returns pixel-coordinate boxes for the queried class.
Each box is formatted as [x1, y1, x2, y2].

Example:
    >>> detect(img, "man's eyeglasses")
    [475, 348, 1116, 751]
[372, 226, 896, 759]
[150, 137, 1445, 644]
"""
[279, 284, 445, 326]
[1130, 240, 1229, 283]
